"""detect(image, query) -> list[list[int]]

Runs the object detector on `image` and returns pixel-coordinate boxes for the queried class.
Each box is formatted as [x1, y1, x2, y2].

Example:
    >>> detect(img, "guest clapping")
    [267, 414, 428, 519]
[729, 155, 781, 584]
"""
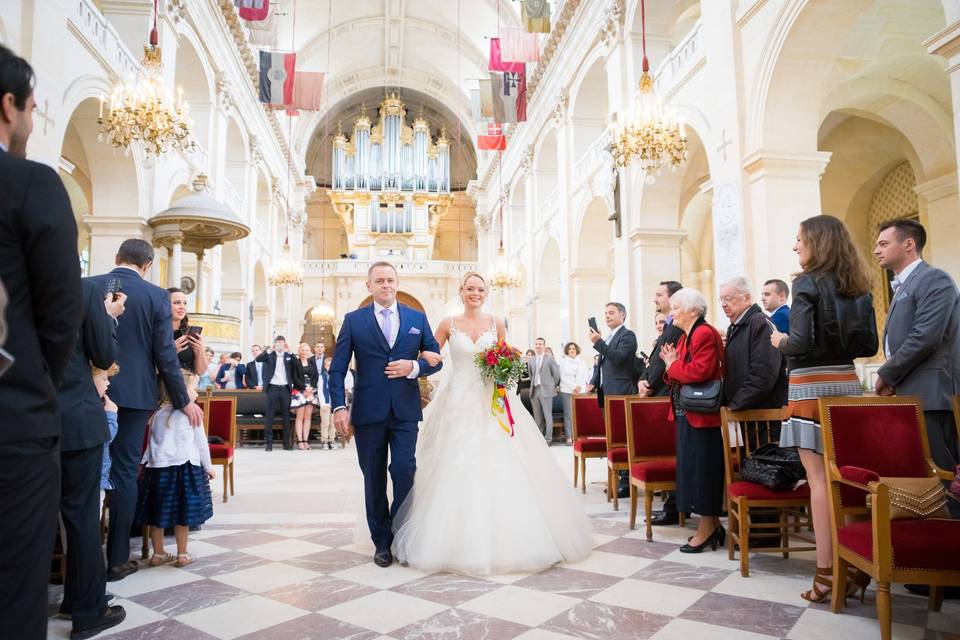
[558, 342, 590, 444]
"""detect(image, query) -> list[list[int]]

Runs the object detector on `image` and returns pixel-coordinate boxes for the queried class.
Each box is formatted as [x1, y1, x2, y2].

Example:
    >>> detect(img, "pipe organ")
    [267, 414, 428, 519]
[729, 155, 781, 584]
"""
[328, 93, 454, 262]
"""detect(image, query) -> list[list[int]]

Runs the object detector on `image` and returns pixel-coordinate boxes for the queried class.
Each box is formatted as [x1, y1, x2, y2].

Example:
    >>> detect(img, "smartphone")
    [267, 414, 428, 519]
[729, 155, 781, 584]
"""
[639, 351, 649, 361]
[0, 346, 14, 379]
[588, 316, 599, 334]
[104, 277, 122, 300]
[188, 325, 203, 336]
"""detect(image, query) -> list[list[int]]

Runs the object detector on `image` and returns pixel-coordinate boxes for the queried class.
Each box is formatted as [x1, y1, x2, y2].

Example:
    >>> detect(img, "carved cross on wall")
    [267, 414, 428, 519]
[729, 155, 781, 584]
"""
[35, 99, 55, 135]
[717, 129, 733, 162]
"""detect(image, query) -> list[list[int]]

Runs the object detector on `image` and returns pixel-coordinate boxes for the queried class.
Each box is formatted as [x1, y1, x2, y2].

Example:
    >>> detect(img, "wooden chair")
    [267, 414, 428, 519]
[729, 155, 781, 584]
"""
[203, 389, 238, 503]
[820, 396, 960, 640]
[571, 394, 606, 493]
[719, 406, 814, 577]
[604, 395, 632, 510]
[625, 398, 684, 540]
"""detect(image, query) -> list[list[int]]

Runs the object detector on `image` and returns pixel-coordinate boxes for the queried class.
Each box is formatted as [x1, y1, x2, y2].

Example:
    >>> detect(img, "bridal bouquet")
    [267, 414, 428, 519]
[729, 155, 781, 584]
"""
[474, 340, 525, 437]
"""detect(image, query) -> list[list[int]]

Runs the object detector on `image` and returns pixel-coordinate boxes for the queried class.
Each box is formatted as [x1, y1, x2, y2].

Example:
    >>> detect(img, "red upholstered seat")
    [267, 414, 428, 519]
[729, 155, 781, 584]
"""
[206, 398, 236, 442]
[209, 444, 234, 459]
[572, 396, 605, 439]
[837, 519, 960, 572]
[574, 437, 606, 453]
[607, 447, 628, 463]
[728, 480, 810, 501]
[630, 459, 676, 483]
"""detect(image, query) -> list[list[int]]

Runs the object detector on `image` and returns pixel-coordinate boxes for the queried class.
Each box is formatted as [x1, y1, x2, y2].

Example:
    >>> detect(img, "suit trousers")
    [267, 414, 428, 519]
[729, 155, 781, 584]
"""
[530, 385, 554, 442]
[60, 445, 108, 628]
[353, 413, 418, 549]
[107, 408, 153, 568]
[318, 405, 334, 443]
[264, 384, 292, 448]
[926, 410, 960, 518]
[0, 437, 60, 640]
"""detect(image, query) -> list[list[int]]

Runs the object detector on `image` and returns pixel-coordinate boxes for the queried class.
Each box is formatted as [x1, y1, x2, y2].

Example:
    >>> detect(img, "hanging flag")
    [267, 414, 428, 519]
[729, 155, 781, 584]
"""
[478, 78, 495, 118]
[259, 50, 296, 106]
[235, 0, 269, 22]
[284, 71, 324, 115]
[488, 38, 525, 73]
[247, 6, 279, 46]
[470, 88, 486, 124]
[500, 28, 540, 63]
[483, 70, 526, 124]
[478, 123, 506, 151]
[521, 0, 551, 34]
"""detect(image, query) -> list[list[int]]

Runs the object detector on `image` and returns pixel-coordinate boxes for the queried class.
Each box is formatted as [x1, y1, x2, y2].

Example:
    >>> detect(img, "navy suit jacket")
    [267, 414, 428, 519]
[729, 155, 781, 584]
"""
[89, 267, 189, 411]
[770, 305, 790, 333]
[215, 362, 247, 389]
[328, 303, 441, 426]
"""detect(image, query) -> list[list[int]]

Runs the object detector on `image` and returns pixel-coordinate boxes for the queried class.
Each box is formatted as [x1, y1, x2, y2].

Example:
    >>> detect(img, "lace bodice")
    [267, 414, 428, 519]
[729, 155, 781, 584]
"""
[444, 316, 498, 386]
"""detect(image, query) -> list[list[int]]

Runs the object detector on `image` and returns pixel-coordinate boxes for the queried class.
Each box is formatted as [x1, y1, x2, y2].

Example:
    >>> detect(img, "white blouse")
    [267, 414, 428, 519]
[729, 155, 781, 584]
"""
[558, 355, 590, 394]
[142, 406, 213, 473]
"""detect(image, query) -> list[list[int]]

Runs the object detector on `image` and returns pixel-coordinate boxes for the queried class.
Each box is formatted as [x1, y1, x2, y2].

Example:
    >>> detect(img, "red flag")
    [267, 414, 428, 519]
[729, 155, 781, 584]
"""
[235, 0, 269, 22]
[285, 71, 323, 114]
[500, 28, 540, 63]
[489, 38, 524, 73]
[478, 123, 506, 151]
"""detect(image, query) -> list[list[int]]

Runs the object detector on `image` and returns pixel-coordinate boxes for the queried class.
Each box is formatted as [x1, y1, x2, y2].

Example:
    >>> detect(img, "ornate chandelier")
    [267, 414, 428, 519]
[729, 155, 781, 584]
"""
[268, 238, 303, 288]
[610, 0, 687, 176]
[97, 0, 194, 155]
[309, 300, 336, 324]
[488, 245, 522, 290]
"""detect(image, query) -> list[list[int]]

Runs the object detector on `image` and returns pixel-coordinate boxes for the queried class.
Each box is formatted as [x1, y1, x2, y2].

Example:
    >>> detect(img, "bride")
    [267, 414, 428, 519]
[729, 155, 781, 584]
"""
[391, 272, 595, 575]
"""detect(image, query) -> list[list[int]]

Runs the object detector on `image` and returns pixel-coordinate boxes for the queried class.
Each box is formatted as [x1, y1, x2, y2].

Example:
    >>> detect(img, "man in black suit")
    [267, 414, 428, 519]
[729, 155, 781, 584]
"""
[245, 344, 264, 390]
[90, 239, 203, 580]
[57, 279, 127, 637]
[256, 336, 299, 450]
[0, 44, 84, 639]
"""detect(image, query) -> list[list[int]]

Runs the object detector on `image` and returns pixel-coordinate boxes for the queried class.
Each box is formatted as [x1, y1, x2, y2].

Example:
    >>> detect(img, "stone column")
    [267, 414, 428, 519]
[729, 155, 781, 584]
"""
[194, 249, 205, 312]
[916, 172, 960, 280]
[168, 233, 183, 289]
[628, 228, 685, 349]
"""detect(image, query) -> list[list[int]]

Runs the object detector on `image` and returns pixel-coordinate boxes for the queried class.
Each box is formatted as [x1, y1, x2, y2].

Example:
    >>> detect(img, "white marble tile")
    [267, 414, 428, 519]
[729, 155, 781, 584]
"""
[183, 540, 232, 559]
[260, 527, 331, 538]
[590, 578, 706, 617]
[331, 562, 431, 589]
[459, 585, 580, 627]
[786, 608, 925, 640]
[926, 600, 960, 633]
[659, 547, 744, 571]
[591, 533, 618, 546]
[239, 539, 331, 561]
[481, 571, 536, 585]
[175, 594, 309, 639]
[559, 550, 655, 577]
[319, 590, 447, 634]
[651, 618, 778, 640]
[107, 564, 204, 598]
[189, 528, 248, 540]
[513, 629, 581, 640]
[210, 562, 321, 593]
[711, 570, 813, 608]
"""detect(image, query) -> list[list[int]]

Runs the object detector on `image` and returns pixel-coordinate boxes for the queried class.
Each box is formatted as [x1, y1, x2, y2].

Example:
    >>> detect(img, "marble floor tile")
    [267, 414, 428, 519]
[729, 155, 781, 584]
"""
[927, 601, 960, 633]
[184, 551, 273, 578]
[515, 567, 620, 599]
[593, 537, 677, 560]
[512, 630, 581, 640]
[711, 570, 815, 608]
[238, 538, 331, 561]
[482, 571, 537, 585]
[198, 530, 289, 550]
[179, 540, 232, 559]
[210, 561, 322, 593]
[128, 578, 247, 617]
[285, 548, 373, 574]
[559, 550, 655, 578]
[458, 585, 580, 628]
[332, 562, 432, 590]
[189, 529, 248, 541]
[107, 565, 204, 598]
[658, 546, 750, 571]
[175, 594, 308, 640]
[302, 528, 358, 547]
[320, 590, 448, 634]
[261, 575, 378, 610]
[99, 619, 221, 639]
[588, 518, 633, 537]
[85, 599, 167, 638]
[540, 600, 672, 640]
[650, 618, 779, 640]
[391, 574, 503, 606]
[807, 588, 932, 628]
[260, 527, 331, 538]
[630, 560, 731, 590]
[392, 607, 531, 640]
[787, 607, 926, 640]
[679, 591, 805, 637]
[589, 578, 706, 617]
[234, 612, 379, 640]
[589, 533, 617, 546]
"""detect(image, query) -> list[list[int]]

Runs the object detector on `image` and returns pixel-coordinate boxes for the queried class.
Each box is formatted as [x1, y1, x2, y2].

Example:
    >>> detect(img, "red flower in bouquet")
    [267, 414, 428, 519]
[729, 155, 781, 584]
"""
[485, 351, 499, 366]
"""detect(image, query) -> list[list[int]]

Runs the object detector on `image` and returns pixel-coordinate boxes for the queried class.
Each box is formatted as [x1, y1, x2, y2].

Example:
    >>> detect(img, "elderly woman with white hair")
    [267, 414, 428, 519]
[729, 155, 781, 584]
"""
[660, 287, 726, 553]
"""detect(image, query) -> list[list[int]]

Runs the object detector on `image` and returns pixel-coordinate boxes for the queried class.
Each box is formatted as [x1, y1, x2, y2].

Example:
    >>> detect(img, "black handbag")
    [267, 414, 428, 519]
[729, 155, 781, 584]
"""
[678, 324, 724, 414]
[740, 443, 805, 491]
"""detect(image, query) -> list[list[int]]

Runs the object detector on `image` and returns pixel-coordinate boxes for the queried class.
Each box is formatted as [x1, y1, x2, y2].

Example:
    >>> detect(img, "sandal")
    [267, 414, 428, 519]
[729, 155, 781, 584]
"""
[847, 567, 871, 603]
[175, 553, 194, 568]
[149, 552, 176, 567]
[801, 567, 834, 603]
[297, 440, 305, 450]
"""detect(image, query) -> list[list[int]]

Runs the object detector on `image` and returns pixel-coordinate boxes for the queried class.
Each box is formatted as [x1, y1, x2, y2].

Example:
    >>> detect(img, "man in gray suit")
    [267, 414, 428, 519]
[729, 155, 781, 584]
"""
[874, 218, 960, 518]
[528, 337, 560, 444]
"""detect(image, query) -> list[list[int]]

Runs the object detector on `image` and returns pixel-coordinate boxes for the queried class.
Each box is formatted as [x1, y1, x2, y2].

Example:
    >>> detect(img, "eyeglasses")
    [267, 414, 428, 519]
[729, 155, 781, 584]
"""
[717, 294, 746, 305]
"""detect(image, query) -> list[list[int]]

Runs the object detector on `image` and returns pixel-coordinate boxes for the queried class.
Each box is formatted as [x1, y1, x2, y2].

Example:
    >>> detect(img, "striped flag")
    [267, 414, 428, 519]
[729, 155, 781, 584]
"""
[235, 0, 269, 22]
[259, 51, 296, 106]
[500, 28, 540, 63]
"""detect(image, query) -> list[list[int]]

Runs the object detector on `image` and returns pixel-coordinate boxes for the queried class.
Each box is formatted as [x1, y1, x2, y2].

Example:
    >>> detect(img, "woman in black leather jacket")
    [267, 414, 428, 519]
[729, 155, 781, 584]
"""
[769, 214, 877, 604]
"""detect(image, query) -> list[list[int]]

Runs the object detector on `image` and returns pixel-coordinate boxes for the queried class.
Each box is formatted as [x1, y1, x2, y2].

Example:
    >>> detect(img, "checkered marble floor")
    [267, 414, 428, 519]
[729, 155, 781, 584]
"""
[48, 446, 960, 640]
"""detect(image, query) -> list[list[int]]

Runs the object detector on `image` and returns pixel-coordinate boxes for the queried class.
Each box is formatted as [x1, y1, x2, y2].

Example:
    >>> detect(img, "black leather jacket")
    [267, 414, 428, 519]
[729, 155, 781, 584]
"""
[778, 272, 878, 370]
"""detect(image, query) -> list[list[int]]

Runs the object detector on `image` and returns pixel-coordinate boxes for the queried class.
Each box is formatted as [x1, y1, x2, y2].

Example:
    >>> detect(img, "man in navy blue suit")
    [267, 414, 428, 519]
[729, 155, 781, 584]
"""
[90, 239, 203, 580]
[328, 262, 442, 567]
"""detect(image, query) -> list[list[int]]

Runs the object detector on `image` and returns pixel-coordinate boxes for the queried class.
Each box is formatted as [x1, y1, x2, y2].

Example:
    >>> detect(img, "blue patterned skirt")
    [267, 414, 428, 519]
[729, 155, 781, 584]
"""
[136, 462, 213, 528]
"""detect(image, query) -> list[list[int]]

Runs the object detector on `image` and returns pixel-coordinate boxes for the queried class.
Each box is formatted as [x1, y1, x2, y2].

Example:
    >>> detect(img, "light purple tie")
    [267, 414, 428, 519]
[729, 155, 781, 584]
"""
[380, 308, 393, 347]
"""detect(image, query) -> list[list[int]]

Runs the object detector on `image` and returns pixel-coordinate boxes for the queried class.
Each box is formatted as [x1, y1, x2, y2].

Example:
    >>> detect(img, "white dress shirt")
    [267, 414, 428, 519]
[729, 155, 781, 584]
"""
[270, 352, 288, 386]
[884, 258, 924, 357]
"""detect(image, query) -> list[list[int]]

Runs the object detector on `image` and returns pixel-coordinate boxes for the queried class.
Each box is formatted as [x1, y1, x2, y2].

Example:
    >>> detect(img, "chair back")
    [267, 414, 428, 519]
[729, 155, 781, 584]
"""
[625, 398, 674, 462]
[718, 406, 787, 488]
[603, 395, 631, 450]
[205, 390, 238, 447]
[572, 394, 605, 439]
[819, 396, 932, 513]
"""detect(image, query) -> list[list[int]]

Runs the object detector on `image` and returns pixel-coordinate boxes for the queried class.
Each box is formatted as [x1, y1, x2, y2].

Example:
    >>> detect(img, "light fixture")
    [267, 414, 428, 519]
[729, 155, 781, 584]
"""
[97, 0, 194, 155]
[268, 236, 303, 288]
[610, 0, 687, 177]
[309, 299, 336, 324]
[488, 202, 521, 290]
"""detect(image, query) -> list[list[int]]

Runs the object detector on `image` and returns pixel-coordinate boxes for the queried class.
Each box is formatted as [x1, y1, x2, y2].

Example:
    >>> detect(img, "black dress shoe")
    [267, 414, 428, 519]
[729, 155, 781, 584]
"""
[904, 584, 960, 599]
[265, 444, 273, 451]
[373, 548, 393, 568]
[106, 562, 138, 582]
[648, 510, 680, 526]
[71, 605, 126, 640]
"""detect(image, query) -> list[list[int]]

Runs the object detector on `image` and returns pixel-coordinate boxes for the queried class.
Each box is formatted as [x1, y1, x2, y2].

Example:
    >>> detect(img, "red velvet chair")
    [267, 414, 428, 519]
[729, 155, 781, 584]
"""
[819, 396, 960, 640]
[719, 406, 814, 577]
[203, 389, 237, 503]
[572, 394, 606, 493]
[625, 398, 684, 540]
[604, 395, 632, 511]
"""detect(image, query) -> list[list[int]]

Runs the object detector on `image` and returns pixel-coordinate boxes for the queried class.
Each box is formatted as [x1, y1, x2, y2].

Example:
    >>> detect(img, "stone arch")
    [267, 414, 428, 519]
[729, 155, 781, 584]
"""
[173, 27, 216, 157]
[568, 54, 609, 163]
[535, 236, 563, 350]
[223, 113, 250, 225]
[533, 127, 559, 227]
[570, 197, 614, 348]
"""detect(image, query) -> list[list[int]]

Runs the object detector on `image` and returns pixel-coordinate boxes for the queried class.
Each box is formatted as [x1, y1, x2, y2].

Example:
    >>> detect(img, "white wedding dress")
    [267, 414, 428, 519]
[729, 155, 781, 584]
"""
[391, 317, 595, 576]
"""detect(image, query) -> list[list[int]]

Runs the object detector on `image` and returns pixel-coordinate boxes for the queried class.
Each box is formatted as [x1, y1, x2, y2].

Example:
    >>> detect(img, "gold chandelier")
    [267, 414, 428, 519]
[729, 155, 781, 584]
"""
[610, 0, 687, 176]
[488, 239, 521, 290]
[268, 238, 303, 288]
[309, 300, 336, 324]
[97, 2, 194, 155]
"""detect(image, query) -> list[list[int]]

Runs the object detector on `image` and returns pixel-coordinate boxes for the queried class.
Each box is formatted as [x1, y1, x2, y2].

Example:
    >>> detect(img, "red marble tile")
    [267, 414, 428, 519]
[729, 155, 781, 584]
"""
[541, 600, 671, 639]
[234, 612, 378, 640]
[679, 592, 804, 638]
[285, 548, 373, 574]
[392, 574, 502, 607]
[105, 619, 220, 639]
[128, 578, 247, 616]
[393, 608, 530, 640]
[262, 575, 378, 610]
[516, 567, 620, 599]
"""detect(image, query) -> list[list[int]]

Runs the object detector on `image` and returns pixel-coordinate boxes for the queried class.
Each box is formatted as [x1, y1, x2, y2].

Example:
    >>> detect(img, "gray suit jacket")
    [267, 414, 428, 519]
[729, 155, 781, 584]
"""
[879, 261, 960, 411]
[529, 354, 561, 398]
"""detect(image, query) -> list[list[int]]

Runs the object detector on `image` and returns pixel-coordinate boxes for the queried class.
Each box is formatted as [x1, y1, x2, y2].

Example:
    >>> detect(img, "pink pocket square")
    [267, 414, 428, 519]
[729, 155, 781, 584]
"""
[408, 327, 421, 335]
